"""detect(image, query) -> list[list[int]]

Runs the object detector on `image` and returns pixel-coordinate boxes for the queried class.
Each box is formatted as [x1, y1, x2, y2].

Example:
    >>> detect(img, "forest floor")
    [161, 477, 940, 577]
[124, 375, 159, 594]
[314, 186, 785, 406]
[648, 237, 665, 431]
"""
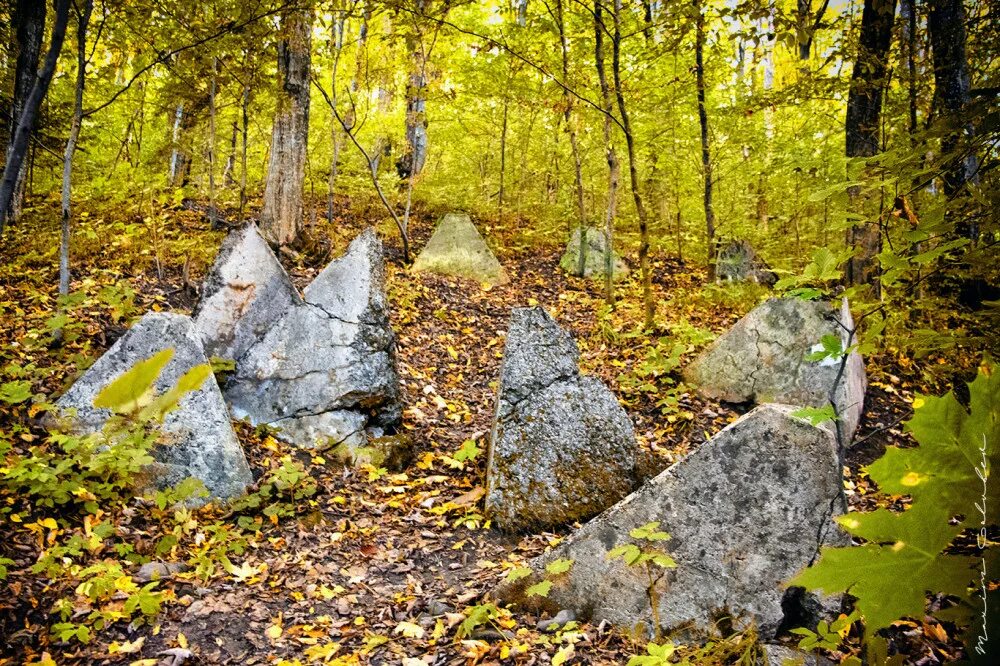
[0, 194, 972, 664]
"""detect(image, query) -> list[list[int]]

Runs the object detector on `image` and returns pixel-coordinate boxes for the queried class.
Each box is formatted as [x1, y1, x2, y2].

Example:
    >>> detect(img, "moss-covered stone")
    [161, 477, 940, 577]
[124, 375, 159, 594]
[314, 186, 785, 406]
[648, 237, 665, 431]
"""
[559, 227, 628, 280]
[411, 213, 507, 285]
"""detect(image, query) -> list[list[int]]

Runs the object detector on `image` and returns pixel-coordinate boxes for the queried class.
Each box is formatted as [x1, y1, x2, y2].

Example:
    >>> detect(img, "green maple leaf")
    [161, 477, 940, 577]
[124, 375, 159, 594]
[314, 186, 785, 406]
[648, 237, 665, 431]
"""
[868, 362, 999, 526]
[789, 360, 997, 633]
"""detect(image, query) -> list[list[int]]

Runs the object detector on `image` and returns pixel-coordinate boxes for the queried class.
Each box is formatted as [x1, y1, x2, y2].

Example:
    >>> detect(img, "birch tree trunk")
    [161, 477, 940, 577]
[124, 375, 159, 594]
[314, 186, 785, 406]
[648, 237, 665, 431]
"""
[261, 6, 312, 246]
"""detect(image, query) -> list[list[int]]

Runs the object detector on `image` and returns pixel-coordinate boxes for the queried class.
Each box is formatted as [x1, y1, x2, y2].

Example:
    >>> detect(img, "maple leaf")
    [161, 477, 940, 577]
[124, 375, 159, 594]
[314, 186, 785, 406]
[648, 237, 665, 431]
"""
[790, 360, 997, 633]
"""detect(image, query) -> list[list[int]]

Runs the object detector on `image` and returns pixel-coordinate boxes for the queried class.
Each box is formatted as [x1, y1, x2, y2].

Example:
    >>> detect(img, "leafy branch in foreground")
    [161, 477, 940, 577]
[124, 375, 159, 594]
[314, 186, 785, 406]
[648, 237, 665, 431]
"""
[789, 359, 998, 658]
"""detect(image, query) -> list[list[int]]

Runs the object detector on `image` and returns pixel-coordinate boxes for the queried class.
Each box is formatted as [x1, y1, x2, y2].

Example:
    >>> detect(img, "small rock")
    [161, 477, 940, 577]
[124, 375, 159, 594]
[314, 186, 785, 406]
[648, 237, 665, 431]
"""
[135, 561, 188, 583]
[760, 644, 836, 666]
[715, 239, 778, 286]
[537, 609, 576, 631]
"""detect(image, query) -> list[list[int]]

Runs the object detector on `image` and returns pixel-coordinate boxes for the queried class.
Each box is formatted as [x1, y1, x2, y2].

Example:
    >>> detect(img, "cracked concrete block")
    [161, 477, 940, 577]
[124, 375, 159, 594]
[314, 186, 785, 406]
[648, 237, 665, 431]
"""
[485, 307, 637, 532]
[54, 312, 252, 503]
[494, 404, 846, 640]
[193, 223, 301, 362]
[559, 227, 628, 280]
[225, 229, 402, 451]
[684, 297, 867, 443]
[412, 212, 507, 285]
[715, 239, 778, 287]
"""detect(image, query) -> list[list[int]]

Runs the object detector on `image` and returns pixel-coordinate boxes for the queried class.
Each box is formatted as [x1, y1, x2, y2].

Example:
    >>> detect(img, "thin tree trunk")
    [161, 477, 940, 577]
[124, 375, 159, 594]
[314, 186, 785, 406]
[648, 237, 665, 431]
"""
[328, 10, 345, 224]
[56, 0, 93, 344]
[402, 0, 429, 179]
[261, 6, 312, 246]
[499, 95, 508, 215]
[169, 103, 184, 184]
[223, 120, 238, 187]
[612, 0, 654, 328]
[208, 58, 218, 228]
[0, 0, 70, 234]
[595, 0, 620, 305]
[694, 0, 717, 280]
[555, 0, 586, 274]
[5, 0, 46, 223]
[901, 0, 918, 138]
[239, 84, 249, 223]
[844, 0, 896, 295]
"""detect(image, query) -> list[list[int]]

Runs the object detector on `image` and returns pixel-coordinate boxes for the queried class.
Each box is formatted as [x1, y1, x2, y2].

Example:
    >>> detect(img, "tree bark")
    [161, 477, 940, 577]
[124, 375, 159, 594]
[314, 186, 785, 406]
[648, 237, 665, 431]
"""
[595, 0, 620, 305]
[0, 0, 70, 234]
[611, 0, 653, 327]
[58, 0, 93, 339]
[401, 0, 429, 179]
[928, 0, 979, 209]
[554, 0, 587, 275]
[844, 0, 896, 294]
[261, 6, 312, 246]
[694, 0, 717, 280]
[5, 0, 46, 223]
[207, 58, 218, 228]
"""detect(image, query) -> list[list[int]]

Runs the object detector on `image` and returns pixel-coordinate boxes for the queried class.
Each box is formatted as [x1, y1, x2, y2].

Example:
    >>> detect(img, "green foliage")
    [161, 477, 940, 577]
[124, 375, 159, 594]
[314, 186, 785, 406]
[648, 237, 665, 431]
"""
[791, 404, 838, 426]
[774, 247, 847, 299]
[609, 522, 677, 570]
[627, 641, 676, 666]
[789, 611, 859, 652]
[456, 602, 501, 639]
[525, 579, 553, 598]
[790, 360, 997, 646]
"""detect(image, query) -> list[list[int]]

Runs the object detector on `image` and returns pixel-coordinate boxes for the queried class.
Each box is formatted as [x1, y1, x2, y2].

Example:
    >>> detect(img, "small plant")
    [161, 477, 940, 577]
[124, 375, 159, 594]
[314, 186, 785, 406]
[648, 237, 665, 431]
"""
[608, 522, 677, 640]
[789, 611, 859, 653]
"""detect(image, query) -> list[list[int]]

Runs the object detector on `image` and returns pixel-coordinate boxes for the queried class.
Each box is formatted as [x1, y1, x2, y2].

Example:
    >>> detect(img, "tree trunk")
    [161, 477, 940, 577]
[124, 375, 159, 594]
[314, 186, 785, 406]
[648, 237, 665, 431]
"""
[901, 0, 918, 138]
[0, 0, 70, 234]
[328, 11, 346, 224]
[555, 0, 587, 275]
[928, 0, 979, 208]
[595, 0, 620, 305]
[5, 0, 46, 223]
[239, 84, 250, 223]
[57, 0, 93, 344]
[207, 58, 218, 228]
[261, 6, 312, 246]
[401, 0, 429, 180]
[844, 0, 896, 294]
[169, 103, 184, 184]
[694, 0, 717, 280]
[223, 120, 238, 187]
[499, 96, 508, 215]
[613, 0, 653, 328]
